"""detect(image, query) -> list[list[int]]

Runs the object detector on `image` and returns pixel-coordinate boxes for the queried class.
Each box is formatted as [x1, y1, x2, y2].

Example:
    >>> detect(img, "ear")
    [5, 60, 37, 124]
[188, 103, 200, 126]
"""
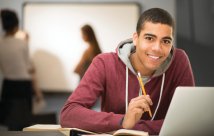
[132, 32, 138, 46]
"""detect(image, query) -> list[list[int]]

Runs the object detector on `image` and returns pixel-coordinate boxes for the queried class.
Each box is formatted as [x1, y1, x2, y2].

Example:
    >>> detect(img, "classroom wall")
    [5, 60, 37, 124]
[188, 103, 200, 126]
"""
[0, 0, 175, 123]
[0, 0, 176, 37]
[0, 0, 176, 92]
[0, 0, 176, 24]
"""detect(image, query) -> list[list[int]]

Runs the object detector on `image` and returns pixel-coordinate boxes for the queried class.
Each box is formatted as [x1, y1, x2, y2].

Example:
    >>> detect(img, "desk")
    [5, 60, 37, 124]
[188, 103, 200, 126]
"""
[0, 131, 159, 136]
[0, 131, 65, 136]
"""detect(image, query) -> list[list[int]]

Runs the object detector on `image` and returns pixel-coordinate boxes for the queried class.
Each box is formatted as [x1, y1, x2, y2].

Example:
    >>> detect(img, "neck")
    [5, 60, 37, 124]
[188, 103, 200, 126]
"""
[130, 53, 154, 76]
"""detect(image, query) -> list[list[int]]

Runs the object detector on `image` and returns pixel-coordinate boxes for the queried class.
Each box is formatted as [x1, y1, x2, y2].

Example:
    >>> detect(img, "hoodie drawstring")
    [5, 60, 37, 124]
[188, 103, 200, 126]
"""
[125, 66, 165, 120]
[125, 66, 129, 112]
[151, 73, 165, 120]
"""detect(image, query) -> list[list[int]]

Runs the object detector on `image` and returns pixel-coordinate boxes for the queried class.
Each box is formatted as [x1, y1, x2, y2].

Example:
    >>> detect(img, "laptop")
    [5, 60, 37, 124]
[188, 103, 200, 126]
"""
[159, 87, 214, 136]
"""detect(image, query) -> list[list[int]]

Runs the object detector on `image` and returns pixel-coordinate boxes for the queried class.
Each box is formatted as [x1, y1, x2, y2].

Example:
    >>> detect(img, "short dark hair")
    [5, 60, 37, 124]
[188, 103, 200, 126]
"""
[136, 8, 175, 35]
[0, 9, 19, 32]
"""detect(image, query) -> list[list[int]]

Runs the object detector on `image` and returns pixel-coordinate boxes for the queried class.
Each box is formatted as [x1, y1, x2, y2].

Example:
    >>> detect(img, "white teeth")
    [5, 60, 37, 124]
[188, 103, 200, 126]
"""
[148, 55, 160, 59]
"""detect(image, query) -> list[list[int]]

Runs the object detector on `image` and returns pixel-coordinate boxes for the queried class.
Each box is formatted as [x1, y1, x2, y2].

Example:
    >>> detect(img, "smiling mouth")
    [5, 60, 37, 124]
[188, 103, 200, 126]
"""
[147, 54, 161, 60]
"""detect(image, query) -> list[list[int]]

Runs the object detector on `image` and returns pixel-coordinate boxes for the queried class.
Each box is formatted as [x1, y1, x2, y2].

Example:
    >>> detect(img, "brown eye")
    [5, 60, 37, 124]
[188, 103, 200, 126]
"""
[162, 39, 172, 45]
[145, 36, 153, 41]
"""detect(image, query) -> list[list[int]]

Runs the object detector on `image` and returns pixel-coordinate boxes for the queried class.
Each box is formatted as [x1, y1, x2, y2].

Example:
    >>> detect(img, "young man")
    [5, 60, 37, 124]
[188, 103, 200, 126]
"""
[60, 8, 195, 135]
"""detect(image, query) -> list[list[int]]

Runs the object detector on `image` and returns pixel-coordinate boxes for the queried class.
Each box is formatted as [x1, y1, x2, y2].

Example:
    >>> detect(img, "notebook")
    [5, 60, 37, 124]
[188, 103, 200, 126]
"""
[159, 87, 214, 136]
[23, 124, 96, 136]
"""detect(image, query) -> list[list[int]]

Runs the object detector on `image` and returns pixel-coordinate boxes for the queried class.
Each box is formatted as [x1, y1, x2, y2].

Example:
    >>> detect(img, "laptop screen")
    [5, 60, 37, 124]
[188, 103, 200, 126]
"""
[159, 87, 214, 136]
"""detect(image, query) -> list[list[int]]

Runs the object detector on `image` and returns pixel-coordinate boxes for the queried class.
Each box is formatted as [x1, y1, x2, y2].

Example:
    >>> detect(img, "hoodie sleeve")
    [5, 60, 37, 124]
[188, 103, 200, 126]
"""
[60, 55, 124, 132]
[133, 119, 163, 135]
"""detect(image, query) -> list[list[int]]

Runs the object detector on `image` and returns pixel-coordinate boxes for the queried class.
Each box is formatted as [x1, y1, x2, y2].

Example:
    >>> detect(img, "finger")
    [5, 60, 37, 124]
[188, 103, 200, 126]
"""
[137, 95, 153, 105]
[129, 99, 150, 111]
[129, 96, 143, 102]
[139, 102, 150, 111]
[131, 95, 153, 106]
[145, 95, 153, 105]
[129, 95, 149, 103]
[133, 107, 144, 114]
[129, 97, 145, 107]
[133, 95, 153, 105]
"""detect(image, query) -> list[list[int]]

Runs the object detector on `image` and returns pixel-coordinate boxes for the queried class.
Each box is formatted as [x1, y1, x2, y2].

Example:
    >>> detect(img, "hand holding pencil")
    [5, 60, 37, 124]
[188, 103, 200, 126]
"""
[122, 95, 153, 129]
[122, 72, 153, 129]
[137, 72, 153, 118]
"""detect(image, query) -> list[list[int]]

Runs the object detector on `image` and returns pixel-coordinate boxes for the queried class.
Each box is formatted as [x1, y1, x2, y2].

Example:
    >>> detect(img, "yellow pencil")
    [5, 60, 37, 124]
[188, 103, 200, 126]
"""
[137, 72, 153, 118]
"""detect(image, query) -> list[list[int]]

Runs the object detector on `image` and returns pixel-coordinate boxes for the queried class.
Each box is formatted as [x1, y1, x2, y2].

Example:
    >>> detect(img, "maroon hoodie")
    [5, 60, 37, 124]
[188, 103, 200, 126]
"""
[60, 39, 195, 135]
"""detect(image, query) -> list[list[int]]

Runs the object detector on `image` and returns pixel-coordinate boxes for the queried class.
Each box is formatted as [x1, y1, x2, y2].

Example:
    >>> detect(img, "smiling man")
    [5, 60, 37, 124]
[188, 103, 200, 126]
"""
[60, 8, 195, 135]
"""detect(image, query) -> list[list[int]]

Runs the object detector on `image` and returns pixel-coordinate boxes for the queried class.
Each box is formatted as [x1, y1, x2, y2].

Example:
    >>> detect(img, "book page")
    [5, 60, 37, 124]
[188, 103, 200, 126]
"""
[82, 134, 112, 136]
[23, 124, 62, 131]
[82, 129, 148, 136]
[23, 124, 97, 136]
[113, 129, 148, 136]
[59, 127, 96, 135]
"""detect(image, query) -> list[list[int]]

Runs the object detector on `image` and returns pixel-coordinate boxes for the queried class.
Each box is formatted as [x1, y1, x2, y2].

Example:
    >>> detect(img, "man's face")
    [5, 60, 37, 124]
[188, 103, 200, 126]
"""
[133, 21, 173, 75]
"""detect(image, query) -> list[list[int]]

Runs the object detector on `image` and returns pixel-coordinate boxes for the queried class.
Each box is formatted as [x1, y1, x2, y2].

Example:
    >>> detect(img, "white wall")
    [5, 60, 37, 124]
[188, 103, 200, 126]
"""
[0, 0, 176, 36]
[0, 0, 175, 92]
[24, 3, 139, 91]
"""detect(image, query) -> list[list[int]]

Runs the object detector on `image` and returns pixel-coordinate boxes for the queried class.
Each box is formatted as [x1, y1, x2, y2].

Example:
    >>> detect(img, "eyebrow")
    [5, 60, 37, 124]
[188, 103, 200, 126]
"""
[144, 33, 173, 41]
[163, 36, 173, 41]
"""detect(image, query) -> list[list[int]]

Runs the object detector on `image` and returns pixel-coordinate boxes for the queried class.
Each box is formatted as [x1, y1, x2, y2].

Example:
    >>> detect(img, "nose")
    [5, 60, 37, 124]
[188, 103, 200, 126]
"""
[151, 41, 162, 52]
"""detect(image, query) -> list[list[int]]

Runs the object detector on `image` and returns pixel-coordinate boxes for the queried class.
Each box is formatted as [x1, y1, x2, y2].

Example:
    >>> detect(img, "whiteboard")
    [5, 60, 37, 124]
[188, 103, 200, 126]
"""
[23, 3, 140, 92]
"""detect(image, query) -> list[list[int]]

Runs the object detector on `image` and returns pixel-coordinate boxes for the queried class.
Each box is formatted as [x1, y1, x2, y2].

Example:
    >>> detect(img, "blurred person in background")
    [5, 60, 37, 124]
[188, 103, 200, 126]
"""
[15, 28, 45, 115]
[74, 24, 101, 79]
[0, 9, 43, 130]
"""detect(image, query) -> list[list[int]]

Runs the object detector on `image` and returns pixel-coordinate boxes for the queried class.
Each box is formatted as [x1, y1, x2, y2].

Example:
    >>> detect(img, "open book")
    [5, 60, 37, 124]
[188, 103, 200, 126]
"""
[83, 129, 149, 136]
[109, 129, 148, 136]
[23, 124, 96, 136]
[23, 124, 148, 136]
